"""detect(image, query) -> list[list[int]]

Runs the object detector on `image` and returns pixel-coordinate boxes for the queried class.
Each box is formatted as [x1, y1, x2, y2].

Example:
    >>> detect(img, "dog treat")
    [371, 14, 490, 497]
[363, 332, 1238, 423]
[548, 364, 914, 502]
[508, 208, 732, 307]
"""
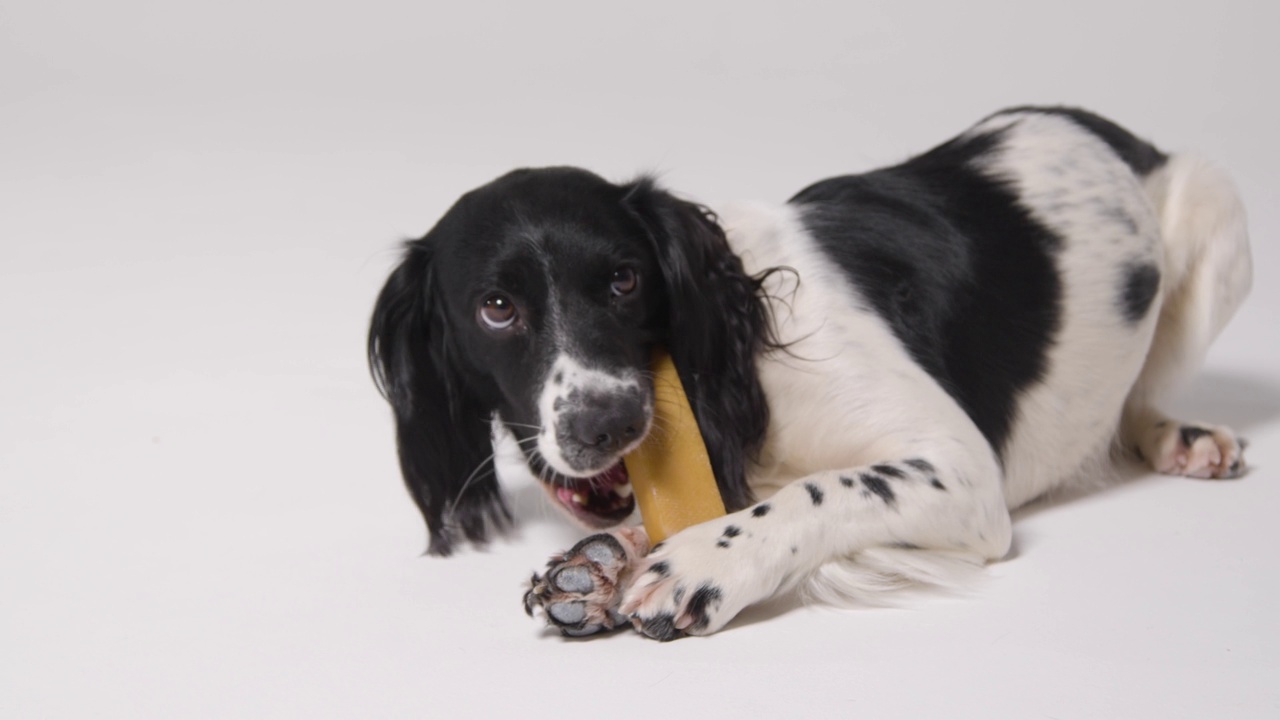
[623, 350, 726, 544]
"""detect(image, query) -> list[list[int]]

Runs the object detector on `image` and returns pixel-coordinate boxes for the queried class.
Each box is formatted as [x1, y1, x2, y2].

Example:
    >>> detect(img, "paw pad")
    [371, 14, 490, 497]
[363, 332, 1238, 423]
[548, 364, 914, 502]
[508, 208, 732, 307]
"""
[524, 530, 647, 638]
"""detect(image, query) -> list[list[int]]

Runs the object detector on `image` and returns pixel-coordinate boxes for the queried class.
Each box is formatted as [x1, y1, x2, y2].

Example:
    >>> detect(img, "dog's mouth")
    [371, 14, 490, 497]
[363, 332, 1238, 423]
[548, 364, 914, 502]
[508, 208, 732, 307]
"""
[549, 462, 635, 528]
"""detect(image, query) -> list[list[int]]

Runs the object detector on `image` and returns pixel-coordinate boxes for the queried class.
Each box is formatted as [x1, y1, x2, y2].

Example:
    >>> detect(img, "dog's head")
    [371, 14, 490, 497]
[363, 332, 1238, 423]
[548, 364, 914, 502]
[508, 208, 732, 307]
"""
[369, 167, 772, 555]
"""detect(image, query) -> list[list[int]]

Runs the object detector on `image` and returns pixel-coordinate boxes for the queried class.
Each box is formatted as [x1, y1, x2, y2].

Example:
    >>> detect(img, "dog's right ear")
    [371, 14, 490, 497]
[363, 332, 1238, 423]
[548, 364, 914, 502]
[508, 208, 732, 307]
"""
[368, 239, 509, 556]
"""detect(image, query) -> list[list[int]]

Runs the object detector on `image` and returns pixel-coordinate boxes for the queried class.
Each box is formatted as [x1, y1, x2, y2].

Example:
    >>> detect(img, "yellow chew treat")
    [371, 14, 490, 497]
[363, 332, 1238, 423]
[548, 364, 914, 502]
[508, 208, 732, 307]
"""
[623, 350, 726, 543]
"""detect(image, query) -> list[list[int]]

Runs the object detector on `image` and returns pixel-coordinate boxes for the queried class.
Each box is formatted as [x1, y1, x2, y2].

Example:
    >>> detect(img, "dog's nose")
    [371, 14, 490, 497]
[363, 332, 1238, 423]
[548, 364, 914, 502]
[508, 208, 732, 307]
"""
[568, 395, 645, 454]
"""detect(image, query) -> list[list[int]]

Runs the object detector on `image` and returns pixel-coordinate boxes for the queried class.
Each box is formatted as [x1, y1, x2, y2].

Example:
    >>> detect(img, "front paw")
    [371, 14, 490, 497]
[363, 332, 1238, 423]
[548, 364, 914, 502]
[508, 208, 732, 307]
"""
[619, 521, 764, 641]
[524, 528, 649, 637]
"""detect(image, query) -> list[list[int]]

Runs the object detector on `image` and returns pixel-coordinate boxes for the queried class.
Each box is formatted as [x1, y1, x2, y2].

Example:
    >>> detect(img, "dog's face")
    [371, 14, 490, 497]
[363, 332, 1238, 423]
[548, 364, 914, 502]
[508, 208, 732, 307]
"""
[432, 169, 667, 525]
[370, 167, 769, 555]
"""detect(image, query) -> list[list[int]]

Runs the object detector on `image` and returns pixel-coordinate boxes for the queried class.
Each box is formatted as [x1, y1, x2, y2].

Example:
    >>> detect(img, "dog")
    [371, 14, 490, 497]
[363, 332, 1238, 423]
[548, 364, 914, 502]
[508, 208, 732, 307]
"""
[368, 106, 1252, 640]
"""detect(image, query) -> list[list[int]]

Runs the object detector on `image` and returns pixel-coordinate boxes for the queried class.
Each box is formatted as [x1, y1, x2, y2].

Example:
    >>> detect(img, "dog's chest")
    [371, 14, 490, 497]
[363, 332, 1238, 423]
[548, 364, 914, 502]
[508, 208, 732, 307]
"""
[716, 201, 966, 490]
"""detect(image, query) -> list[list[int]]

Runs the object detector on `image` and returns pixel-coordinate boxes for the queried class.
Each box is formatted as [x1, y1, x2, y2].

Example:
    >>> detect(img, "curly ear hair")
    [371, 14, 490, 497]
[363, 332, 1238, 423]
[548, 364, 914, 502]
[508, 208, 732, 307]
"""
[623, 178, 782, 511]
[368, 239, 509, 556]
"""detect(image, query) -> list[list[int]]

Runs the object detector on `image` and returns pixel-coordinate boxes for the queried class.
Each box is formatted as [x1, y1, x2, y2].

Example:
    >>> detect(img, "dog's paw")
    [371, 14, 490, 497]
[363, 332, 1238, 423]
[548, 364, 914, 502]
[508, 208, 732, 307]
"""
[619, 519, 768, 641]
[523, 527, 649, 637]
[1143, 421, 1246, 479]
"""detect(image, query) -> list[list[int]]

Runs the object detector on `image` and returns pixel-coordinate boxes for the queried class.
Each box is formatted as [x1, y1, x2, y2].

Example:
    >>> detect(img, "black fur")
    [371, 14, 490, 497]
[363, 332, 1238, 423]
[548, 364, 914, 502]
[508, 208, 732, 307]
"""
[860, 473, 896, 505]
[871, 464, 906, 479]
[791, 127, 1063, 454]
[1180, 426, 1211, 447]
[1120, 262, 1161, 324]
[904, 458, 934, 474]
[370, 168, 780, 554]
[683, 584, 723, 632]
[368, 244, 511, 556]
[621, 179, 784, 512]
[639, 613, 679, 642]
[805, 482, 824, 506]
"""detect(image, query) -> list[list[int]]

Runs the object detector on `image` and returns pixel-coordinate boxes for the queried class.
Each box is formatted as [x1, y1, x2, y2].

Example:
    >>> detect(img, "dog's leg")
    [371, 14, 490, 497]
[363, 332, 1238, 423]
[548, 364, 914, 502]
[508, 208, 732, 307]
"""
[619, 448, 1012, 640]
[523, 527, 650, 637]
[1122, 155, 1252, 479]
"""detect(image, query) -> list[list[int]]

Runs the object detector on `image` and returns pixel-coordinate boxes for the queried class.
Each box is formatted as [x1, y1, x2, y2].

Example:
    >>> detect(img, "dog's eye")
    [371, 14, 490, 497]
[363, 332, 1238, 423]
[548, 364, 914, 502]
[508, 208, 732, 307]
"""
[479, 295, 518, 330]
[610, 267, 638, 297]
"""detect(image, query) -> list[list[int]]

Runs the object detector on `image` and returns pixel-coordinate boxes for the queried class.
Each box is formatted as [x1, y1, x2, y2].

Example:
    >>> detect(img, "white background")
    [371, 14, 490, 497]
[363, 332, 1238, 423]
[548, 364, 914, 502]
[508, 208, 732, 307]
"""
[3, 1, 1278, 717]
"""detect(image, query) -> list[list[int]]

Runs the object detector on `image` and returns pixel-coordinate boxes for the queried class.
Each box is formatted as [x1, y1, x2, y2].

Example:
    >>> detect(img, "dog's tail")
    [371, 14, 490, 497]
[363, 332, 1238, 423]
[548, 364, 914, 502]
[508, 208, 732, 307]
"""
[1127, 154, 1252, 408]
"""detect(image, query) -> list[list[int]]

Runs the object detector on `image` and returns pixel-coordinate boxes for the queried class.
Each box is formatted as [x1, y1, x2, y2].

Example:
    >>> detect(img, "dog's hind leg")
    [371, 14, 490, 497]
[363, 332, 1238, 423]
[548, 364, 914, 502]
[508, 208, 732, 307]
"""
[1121, 154, 1252, 478]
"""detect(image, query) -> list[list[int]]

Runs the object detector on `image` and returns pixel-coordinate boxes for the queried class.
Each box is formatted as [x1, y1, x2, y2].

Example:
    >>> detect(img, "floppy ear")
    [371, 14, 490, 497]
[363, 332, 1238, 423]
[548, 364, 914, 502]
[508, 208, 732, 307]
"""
[368, 240, 510, 556]
[623, 179, 778, 512]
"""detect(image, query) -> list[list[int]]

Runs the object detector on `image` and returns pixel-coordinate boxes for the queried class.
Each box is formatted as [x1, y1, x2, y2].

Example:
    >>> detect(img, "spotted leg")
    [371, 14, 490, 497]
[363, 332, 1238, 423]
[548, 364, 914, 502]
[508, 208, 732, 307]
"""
[620, 451, 1012, 641]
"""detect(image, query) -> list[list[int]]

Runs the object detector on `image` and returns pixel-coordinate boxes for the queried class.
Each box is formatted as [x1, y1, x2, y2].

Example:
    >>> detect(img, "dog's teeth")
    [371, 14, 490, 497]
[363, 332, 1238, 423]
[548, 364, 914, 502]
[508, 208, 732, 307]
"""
[572, 493, 587, 505]
[614, 484, 633, 498]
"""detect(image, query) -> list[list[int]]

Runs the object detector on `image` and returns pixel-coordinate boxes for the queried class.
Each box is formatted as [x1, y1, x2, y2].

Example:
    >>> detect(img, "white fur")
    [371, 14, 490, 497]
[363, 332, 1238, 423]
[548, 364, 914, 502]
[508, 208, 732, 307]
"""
[618, 117, 1251, 632]
[531, 115, 1252, 637]
[534, 353, 649, 477]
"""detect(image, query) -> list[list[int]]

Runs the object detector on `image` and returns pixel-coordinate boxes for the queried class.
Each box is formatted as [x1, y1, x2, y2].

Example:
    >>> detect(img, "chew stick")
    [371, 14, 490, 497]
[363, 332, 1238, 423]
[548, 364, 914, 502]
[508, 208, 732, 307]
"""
[623, 350, 726, 544]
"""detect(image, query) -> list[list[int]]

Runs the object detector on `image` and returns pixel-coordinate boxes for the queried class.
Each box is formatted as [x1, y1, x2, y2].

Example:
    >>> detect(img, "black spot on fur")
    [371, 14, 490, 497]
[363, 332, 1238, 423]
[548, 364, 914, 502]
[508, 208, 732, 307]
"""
[1119, 262, 1160, 324]
[640, 613, 679, 642]
[861, 473, 896, 504]
[648, 561, 670, 578]
[840, 476, 855, 488]
[553, 371, 564, 385]
[716, 539, 730, 549]
[683, 585, 723, 632]
[872, 464, 906, 479]
[672, 586, 686, 607]
[805, 482, 824, 506]
[930, 478, 947, 491]
[1180, 426, 1211, 447]
[722, 525, 742, 538]
[904, 458, 934, 473]
[791, 124, 1063, 457]
[751, 504, 771, 518]
[791, 546, 798, 555]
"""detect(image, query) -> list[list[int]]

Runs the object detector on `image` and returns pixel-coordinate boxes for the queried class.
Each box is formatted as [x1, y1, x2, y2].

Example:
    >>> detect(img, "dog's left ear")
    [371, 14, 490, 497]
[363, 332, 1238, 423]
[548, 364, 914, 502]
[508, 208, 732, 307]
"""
[622, 178, 776, 511]
[368, 239, 509, 556]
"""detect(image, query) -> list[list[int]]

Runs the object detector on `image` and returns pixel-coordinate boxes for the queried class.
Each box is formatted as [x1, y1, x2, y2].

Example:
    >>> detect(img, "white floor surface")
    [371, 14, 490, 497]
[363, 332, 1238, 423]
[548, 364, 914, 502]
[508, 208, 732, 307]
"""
[3, 2, 1278, 718]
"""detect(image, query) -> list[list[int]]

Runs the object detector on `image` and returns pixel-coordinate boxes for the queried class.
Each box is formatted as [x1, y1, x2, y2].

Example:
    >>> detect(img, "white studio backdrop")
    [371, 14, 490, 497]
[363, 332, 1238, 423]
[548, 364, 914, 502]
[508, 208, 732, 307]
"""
[3, 2, 1278, 718]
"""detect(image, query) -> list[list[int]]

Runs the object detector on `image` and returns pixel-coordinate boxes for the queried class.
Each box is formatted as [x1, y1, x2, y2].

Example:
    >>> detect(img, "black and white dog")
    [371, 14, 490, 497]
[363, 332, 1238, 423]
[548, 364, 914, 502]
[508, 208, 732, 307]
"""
[368, 107, 1252, 640]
